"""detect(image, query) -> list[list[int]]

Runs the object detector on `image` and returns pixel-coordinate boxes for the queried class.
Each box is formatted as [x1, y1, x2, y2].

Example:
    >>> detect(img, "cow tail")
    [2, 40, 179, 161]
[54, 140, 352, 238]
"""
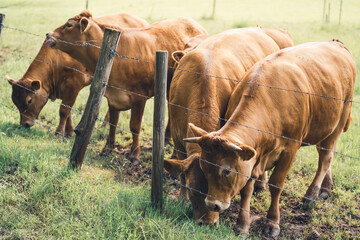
[343, 114, 352, 133]
[83, 69, 93, 87]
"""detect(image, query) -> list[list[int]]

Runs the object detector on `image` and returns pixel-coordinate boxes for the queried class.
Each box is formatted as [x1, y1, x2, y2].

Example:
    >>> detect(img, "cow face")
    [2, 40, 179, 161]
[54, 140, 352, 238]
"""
[184, 123, 257, 212]
[164, 156, 219, 225]
[45, 10, 98, 56]
[7, 76, 48, 128]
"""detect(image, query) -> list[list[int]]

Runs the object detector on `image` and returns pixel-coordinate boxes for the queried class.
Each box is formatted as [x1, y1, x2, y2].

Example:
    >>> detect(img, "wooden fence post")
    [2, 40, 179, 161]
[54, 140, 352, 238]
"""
[69, 28, 121, 169]
[151, 51, 168, 210]
[86, 0, 89, 10]
[0, 14, 5, 40]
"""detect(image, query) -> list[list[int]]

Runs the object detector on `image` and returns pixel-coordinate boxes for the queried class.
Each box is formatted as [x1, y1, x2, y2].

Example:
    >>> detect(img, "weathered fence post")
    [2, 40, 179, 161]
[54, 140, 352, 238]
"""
[151, 51, 168, 210]
[0, 14, 5, 40]
[86, 0, 89, 10]
[69, 28, 121, 170]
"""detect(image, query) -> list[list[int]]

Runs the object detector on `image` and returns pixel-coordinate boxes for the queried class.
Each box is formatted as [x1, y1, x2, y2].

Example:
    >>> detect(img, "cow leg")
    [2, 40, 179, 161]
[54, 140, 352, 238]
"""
[101, 106, 120, 155]
[319, 168, 333, 199]
[164, 118, 171, 146]
[264, 146, 298, 238]
[128, 99, 146, 165]
[304, 134, 340, 202]
[254, 171, 268, 194]
[235, 179, 255, 238]
[56, 104, 72, 137]
[64, 112, 73, 137]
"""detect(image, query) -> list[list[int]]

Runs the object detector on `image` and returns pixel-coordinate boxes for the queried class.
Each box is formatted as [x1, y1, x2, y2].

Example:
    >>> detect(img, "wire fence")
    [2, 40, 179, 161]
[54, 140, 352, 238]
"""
[1, 22, 360, 230]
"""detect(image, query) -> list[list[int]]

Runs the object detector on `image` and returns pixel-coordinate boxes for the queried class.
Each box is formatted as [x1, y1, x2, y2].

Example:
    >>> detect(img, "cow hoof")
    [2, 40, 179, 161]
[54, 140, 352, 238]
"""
[253, 186, 265, 195]
[238, 231, 249, 239]
[235, 227, 249, 239]
[303, 186, 320, 203]
[250, 215, 261, 223]
[263, 221, 280, 237]
[64, 132, 73, 138]
[55, 130, 64, 137]
[130, 157, 140, 166]
[319, 191, 330, 200]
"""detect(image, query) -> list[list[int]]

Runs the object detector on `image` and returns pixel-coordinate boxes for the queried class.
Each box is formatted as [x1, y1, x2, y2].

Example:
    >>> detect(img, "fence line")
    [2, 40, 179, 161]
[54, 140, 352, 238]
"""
[3, 47, 359, 162]
[105, 84, 359, 162]
[3, 24, 359, 104]
[2, 24, 360, 219]
[5, 74, 359, 163]
[2, 78, 360, 220]
[2, 81, 352, 240]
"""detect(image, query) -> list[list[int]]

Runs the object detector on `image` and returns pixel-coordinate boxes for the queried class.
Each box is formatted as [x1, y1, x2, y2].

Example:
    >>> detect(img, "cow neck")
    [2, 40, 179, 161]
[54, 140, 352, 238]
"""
[22, 44, 55, 100]
[220, 93, 280, 179]
[82, 20, 128, 72]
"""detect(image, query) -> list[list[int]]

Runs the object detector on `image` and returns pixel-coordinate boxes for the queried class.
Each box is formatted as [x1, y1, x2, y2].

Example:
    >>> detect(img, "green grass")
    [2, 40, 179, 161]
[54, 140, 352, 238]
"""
[1, 0, 360, 239]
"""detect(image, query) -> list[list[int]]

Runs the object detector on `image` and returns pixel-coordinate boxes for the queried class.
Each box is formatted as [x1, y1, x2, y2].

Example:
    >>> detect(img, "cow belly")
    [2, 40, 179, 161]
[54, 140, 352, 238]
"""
[105, 88, 132, 111]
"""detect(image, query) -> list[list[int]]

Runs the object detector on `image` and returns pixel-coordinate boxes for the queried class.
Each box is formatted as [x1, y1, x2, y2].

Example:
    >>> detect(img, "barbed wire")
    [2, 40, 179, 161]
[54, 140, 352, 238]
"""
[4, 50, 90, 76]
[1, 80, 359, 220]
[98, 83, 360, 162]
[2, 25, 43, 38]
[3, 23, 359, 104]
[2, 24, 360, 219]
[3, 71, 360, 207]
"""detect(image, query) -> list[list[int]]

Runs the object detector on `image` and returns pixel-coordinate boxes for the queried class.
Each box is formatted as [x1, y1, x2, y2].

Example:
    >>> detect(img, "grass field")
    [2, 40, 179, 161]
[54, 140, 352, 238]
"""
[1, 0, 360, 239]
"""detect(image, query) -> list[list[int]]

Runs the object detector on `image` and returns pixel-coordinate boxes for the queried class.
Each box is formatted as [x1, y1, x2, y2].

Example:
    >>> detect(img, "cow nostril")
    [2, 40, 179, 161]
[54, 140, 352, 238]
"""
[214, 204, 220, 212]
[46, 32, 50, 39]
[197, 221, 203, 226]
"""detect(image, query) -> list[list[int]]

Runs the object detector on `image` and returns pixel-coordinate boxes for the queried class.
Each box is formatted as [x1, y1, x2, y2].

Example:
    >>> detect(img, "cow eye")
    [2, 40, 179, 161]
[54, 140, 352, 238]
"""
[27, 98, 32, 105]
[65, 23, 72, 28]
[222, 168, 231, 177]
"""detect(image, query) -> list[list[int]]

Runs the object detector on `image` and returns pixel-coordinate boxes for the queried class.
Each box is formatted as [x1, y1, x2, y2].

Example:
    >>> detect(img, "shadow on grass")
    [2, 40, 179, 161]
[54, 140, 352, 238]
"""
[0, 121, 51, 139]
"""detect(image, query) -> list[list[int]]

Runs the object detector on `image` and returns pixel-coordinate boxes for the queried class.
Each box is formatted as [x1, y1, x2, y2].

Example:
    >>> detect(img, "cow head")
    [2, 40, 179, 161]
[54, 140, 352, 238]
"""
[45, 10, 101, 60]
[184, 123, 257, 212]
[164, 156, 219, 225]
[7, 76, 48, 128]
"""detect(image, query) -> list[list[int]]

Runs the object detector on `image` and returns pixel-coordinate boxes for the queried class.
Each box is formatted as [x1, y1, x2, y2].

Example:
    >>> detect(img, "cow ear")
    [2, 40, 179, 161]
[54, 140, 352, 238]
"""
[172, 51, 185, 63]
[31, 80, 41, 91]
[164, 157, 194, 177]
[232, 144, 256, 161]
[6, 75, 15, 85]
[80, 17, 90, 33]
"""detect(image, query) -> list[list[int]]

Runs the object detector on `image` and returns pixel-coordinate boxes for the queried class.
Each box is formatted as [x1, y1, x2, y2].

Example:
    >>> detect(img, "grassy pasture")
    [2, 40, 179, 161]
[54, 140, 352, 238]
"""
[0, 0, 360, 239]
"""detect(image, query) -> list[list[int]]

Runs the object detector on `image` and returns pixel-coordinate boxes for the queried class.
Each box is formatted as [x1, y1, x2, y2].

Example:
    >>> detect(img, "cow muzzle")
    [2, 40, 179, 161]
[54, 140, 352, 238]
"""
[205, 198, 230, 212]
[45, 32, 57, 48]
[21, 120, 35, 128]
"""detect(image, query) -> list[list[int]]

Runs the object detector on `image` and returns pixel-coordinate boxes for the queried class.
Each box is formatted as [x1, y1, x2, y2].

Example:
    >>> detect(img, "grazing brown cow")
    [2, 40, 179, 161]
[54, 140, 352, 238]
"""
[164, 27, 293, 226]
[7, 13, 148, 137]
[262, 27, 294, 49]
[182, 40, 355, 237]
[45, 10, 207, 164]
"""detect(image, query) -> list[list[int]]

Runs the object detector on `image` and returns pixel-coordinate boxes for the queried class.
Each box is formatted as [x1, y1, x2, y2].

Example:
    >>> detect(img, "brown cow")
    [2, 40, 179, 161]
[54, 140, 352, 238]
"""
[45, 10, 207, 164]
[182, 40, 355, 237]
[164, 27, 293, 226]
[7, 13, 148, 137]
